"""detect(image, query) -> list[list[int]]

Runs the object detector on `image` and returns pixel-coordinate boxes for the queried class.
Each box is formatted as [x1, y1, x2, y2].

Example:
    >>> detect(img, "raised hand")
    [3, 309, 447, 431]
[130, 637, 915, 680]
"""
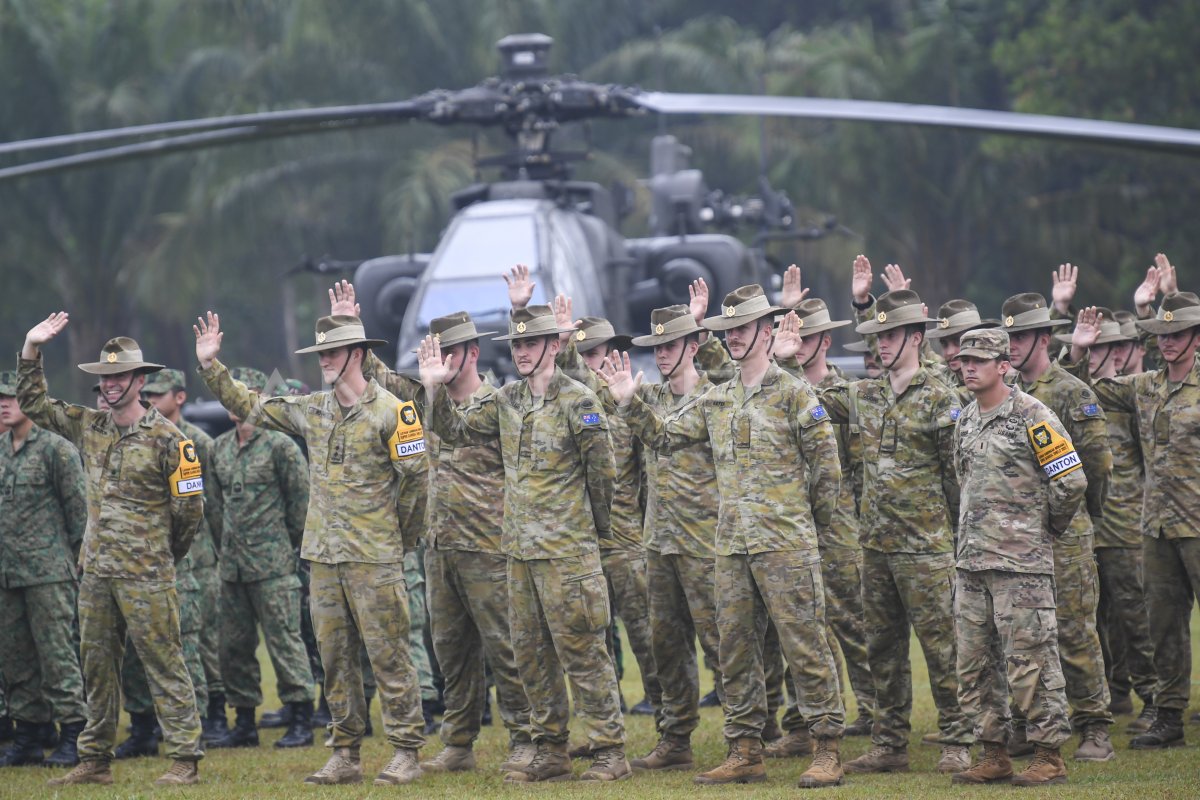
[1155, 253, 1178, 294]
[23, 312, 70, 358]
[194, 311, 224, 369]
[772, 311, 803, 360]
[1133, 265, 1160, 314]
[780, 264, 810, 308]
[417, 334, 454, 389]
[597, 350, 642, 406]
[1051, 263, 1079, 314]
[552, 294, 576, 343]
[851, 255, 873, 304]
[881, 263, 911, 293]
[329, 280, 360, 316]
[689, 277, 711, 323]
[1071, 306, 1103, 352]
[504, 264, 535, 309]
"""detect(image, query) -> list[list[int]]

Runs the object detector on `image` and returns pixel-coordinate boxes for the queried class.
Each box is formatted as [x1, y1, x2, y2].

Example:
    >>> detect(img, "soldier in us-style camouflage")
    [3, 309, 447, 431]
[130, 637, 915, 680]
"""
[19, 321, 205, 787]
[419, 300, 630, 784]
[1001, 291, 1115, 762]
[950, 328, 1082, 787]
[196, 311, 428, 786]
[603, 284, 847, 790]
[924, 299, 1001, 403]
[0, 371, 88, 768]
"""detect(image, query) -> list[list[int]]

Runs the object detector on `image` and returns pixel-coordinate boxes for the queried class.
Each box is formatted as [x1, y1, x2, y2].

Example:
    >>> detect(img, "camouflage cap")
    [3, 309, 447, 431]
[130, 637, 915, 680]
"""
[229, 367, 269, 393]
[0, 370, 17, 396]
[926, 299, 1000, 340]
[573, 317, 634, 353]
[410, 311, 497, 352]
[703, 284, 783, 331]
[141, 368, 187, 395]
[77, 337, 165, 376]
[492, 305, 577, 341]
[295, 314, 387, 354]
[1136, 291, 1200, 335]
[631, 305, 704, 346]
[957, 328, 1010, 360]
[776, 298, 852, 335]
[1053, 307, 1130, 346]
[855, 289, 931, 334]
[1000, 293, 1070, 333]
[281, 378, 310, 397]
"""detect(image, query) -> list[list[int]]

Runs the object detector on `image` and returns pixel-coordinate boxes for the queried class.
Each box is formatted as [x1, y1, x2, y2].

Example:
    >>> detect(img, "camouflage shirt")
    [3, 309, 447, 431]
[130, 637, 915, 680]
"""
[813, 366, 862, 552]
[201, 359, 426, 564]
[955, 385, 1088, 574]
[620, 362, 841, 556]
[18, 356, 204, 581]
[428, 366, 615, 560]
[213, 426, 309, 581]
[177, 418, 221, 572]
[0, 425, 87, 588]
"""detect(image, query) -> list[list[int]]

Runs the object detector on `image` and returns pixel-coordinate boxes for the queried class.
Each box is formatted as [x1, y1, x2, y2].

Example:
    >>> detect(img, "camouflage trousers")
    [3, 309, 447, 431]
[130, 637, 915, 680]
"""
[646, 550, 721, 738]
[507, 553, 625, 749]
[309, 561, 424, 749]
[716, 550, 844, 741]
[297, 556, 323, 683]
[600, 548, 662, 713]
[1143, 535, 1200, 711]
[219, 574, 314, 708]
[425, 547, 530, 747]
[77, 574, 202, 762]
[122, 568, 206, 715]
[955, 569, 1071, 748]
[0, 581, 86, 724]
[861, 548, 971, 747]
[403, 547, 437, 703]
[193, 564, 223, 698]
[1095, 545, 1156, 705]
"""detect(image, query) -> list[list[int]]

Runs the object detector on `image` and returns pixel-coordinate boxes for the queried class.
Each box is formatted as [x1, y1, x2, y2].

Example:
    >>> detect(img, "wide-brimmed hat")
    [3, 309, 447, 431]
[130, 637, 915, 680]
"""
[78, 337, 165, 376]
[492, 305, 577, 341]
[573, 317, 634, 353]
[957, 328, 1010, 360]
[631, 305, 704, 347]
[1112, 310, 1144, 342]
[141, 368, 187, 395]
[703, 285, 783, 331]
[778, 298, 853, 336]
[844, 338, 872, 353]
[926, 299, 1000, 340]
[1136, 292, 1200, 335]
[295, 315, 388, 354]
[0, 370, 17, 396]
[410, 311, 497, 353]
[855, 290, 931, 334]
[229, 367, 269, 393]
[1053, 307, 1130, 346]
[1000, 293, 1071, 333]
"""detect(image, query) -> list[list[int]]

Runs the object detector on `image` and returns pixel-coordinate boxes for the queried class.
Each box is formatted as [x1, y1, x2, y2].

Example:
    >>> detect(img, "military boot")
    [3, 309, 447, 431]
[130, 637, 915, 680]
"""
[951, 742, 1013, 785]
[420, 745, 475, 773]
[259, 705, 291, 729]
[37, 722, 58, 749]
[203, 692, 229, 743]
[797, 737, 844, 788]
[374, 747, 422, 785]
[304, 746, 362, 785]
[1130, 707, 1185, 749]
[1108, 692, 1134, 716]
[581, 746, 632, 781]
[114, 712, 159, 759]
[764, 728, 812, 758]
[844, 712, 873, 737]
[698, 689, 721, 708]
[421, 698, 438, 735]
[567, 741, 592, 759]
[276, 701, 313, 748]
[47, 759, 113, 786]
[498, 740, 537, 773]
[1010, 745, 1067, 786]
[209, 707, 258, 748]
[1073, 724, 1114, 762]
[154, 758, 200, 786]
[1007, 723, 1035, 758]
[0, 716, 12, 742]
[504, 741, 572, 783]
[937, 744, 972, 774]
[44, 720, 85, 768]
[0, 720, 45, 766]
[693, 738, 767, 785]
[630, 734, 694, 771]
[842, 743, 908, 774]
[1127, 705, 1156, 734]
[630, 697, 655, 716]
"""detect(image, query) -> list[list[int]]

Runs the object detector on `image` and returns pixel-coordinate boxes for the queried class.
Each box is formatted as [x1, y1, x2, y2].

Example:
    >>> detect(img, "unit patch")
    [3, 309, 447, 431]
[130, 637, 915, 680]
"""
[170, 439, 204, 497]
[388, 401, 426, 460]
[1027, 422, 1082, 480]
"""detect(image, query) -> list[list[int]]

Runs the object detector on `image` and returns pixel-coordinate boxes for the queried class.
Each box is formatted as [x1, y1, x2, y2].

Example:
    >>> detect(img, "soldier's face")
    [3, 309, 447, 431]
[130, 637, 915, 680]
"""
[580, 344, 608, 372]
[940, 334, 962, 373]
[1006, 330, 1044, 366]
[960, 356, 1005, 391]
[1121, 343, 1145, 375]
[317, 346, 356, 383]
[144, 389, 184, 417]
[0, 395, 26, 427]
[654, 337, 698, 376]
[795, 332, 828, 366]
[511, 335, 558, 377]
[863, 352, 882, 378]
[98, 371, 144, 410]
[724, 319, 770, 360]
[1087, 343, 1116, 375]
[877, 327, 920, 368]
[1157, 327, 1200, 363]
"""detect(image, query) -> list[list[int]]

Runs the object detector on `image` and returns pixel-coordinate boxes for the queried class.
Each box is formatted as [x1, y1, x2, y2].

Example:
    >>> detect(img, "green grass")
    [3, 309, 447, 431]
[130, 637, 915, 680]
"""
[5, 610, 1199, 799]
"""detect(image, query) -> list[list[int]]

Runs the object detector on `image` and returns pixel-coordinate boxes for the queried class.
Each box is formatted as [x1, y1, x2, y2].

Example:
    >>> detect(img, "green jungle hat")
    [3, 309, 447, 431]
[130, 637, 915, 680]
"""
[295, 315, 388, 354]
[141, 368, 187, 395]
[777, 298, 853, 336]
[573, 317, 634, 353]
[78, 337, 165, 376]
[703, 284, 783, 331]
[855, 289, 931, 334]
[1136, 292, 1200, 335]
[631, 305, 704, 347]
[926, 299, 999, 340]
[493, 305, 577, 341]
[1000, 293, 1070, 333]
[412, 311, 498, 352]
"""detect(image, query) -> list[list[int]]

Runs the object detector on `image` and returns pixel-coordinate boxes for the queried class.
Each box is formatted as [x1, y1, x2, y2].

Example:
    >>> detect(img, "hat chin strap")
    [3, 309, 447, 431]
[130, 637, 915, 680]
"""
[329, 348, 356, 388]
[1090, 343, 1112, 375]
[107, 374, 139, 411]
[519, 337, 552, 377]
[730, 321, 768, 362]
[1164, 329, 1199, 365]
[661, 340, 690, 378]
[881, 330, 911, 371]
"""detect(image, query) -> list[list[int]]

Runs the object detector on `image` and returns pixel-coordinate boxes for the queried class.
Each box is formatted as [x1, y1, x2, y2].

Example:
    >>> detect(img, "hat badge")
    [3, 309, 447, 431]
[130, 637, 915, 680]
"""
[939, 318, 950, 329]
[797, 318, 805, 328]
[317, 331, 327, 343]
[1164, 310, 1175, 322]
[725, 306, 736, 317]
[876, 311, 887, 323]
[1005, 316, 1015, 327]
[654, 323, 665, 335]
[433, 332, 441, 343]
[576, 329, 586, 341]
[106, 352, 118, 363]
[516, 321, 527, 334]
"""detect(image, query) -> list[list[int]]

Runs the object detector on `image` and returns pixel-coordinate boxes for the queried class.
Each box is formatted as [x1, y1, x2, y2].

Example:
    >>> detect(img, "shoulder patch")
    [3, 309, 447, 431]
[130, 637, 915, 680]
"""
[810, 405, 827, 421]
[1028, 422, 1082, 480]
[1082, 403, 1099, 417]
[170, 439, 204, 497]
[950, 407, 961, 421]
[388, 401, 426, 460]
[581, 412, 601, 426]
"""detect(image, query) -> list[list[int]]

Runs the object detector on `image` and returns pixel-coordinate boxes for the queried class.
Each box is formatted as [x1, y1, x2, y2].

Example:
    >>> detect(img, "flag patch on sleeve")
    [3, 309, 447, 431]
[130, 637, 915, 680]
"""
[1082, 403, 1099, 417]
[810, 405, 827, 420]
[581, 413, 601, 426]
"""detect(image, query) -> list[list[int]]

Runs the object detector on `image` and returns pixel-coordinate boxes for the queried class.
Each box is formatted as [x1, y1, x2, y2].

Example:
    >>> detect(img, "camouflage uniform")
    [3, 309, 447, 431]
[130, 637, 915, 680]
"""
[178, 419, 223, 704]
[0, 421, 88, 728]
[18, 353, 205, 763]
[200, 358, 427, 751]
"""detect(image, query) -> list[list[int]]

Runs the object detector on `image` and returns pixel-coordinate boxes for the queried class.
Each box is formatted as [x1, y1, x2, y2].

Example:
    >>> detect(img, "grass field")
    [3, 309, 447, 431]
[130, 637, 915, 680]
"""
[4, 610, 1199, 799]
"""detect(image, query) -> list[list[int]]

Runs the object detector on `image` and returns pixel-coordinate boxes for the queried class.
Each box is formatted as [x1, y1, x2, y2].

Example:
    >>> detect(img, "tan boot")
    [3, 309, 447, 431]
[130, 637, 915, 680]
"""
[630, 735, 694, 771]
[374, 748, 422, 785]
[951, 743, 1013, 785]
[304, 747, 362, 785]
[153, 758, 199, 786]
[937, 744, 972, 774]
[47, 759, 113, 786]
[580, 746, 632, 781]
[420, 745, 475, 773]
[797, 737, 843, 788]
[843, 743, 908, 774]
[567, 741, 592, 759]
[764, 729, 812, 759]
[1011, 745, 1067, 786]
[498, 741, 537, 772]
[504, 741, 572, 783]
[1073, 724, 1114, 762]
[693, 738, 766, 785]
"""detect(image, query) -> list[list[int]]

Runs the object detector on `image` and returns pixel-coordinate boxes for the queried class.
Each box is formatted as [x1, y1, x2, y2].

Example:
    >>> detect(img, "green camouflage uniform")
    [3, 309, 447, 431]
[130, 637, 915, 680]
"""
[17, 355, 204, 762]
[212, 425, 314, 709]
[620, 362, 846, 741]
[0, 423, 88, 727]
[428, 367, 623, 749]
[178, 419, 224, 703]
[954, 385, 1083, 747]
[200, 359, 427, 750]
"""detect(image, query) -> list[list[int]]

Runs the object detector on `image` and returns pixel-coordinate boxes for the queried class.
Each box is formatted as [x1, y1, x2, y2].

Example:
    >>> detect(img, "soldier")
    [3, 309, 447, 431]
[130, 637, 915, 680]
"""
[0, 371, 88, 767]
[1001, 288, 1115, 761]
[205, 367, 314, 750]
[20, 318, 205, 786]
[602, 284, 847, 789]
[950, 328, 1083, 786]
[195, 311, 428, 785]
[418, 301, 630, 783]
[925, 299, 1000, 400]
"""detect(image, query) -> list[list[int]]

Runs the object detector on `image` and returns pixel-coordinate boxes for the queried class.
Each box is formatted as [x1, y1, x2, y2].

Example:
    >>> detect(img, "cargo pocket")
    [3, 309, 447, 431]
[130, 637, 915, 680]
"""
[563, 570, 610, 635]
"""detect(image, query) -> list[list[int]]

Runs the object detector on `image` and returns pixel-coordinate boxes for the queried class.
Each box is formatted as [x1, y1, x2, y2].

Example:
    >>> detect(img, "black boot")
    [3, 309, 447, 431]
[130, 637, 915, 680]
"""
[209, 707, 258, 748]
[115, 712, 160, 759]
[37, 721, 58, 749]
[44, 720, 84, 768]
[203, 693, 229, 743]
[311, 690, 331, 728]
[698, 689, 721, 708]
[0, 720, 45, 766]
[0, 716, 12, 742]
[1130, 707, 1185, 749]
[259, 705, 292, 729]
[275, 702, 314, 748]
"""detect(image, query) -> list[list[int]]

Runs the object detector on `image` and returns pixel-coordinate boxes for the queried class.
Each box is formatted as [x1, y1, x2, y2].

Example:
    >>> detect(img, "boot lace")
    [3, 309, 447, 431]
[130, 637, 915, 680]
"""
[313, 749, 354, 778]
[591, 747, 621, 769]
[164, 760, 195, 779]
[1026, 747, 1055, 770]
[811, 742, 838, 770]
[1082, 727, 1108, 746]
[383, 749, 417, 772]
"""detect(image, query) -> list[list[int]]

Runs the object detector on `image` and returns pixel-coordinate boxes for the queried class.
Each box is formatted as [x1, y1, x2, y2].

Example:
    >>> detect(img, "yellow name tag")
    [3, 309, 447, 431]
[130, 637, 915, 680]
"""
[1027, 423, 1081, 480]
[170, 440, 204, 497]
[387, 401, 426, 460]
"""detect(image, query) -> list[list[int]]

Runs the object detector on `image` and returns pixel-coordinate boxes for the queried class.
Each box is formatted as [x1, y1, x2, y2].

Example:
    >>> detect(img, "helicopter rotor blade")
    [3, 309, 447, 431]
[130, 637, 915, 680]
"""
[636, 93, 1200, 154]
